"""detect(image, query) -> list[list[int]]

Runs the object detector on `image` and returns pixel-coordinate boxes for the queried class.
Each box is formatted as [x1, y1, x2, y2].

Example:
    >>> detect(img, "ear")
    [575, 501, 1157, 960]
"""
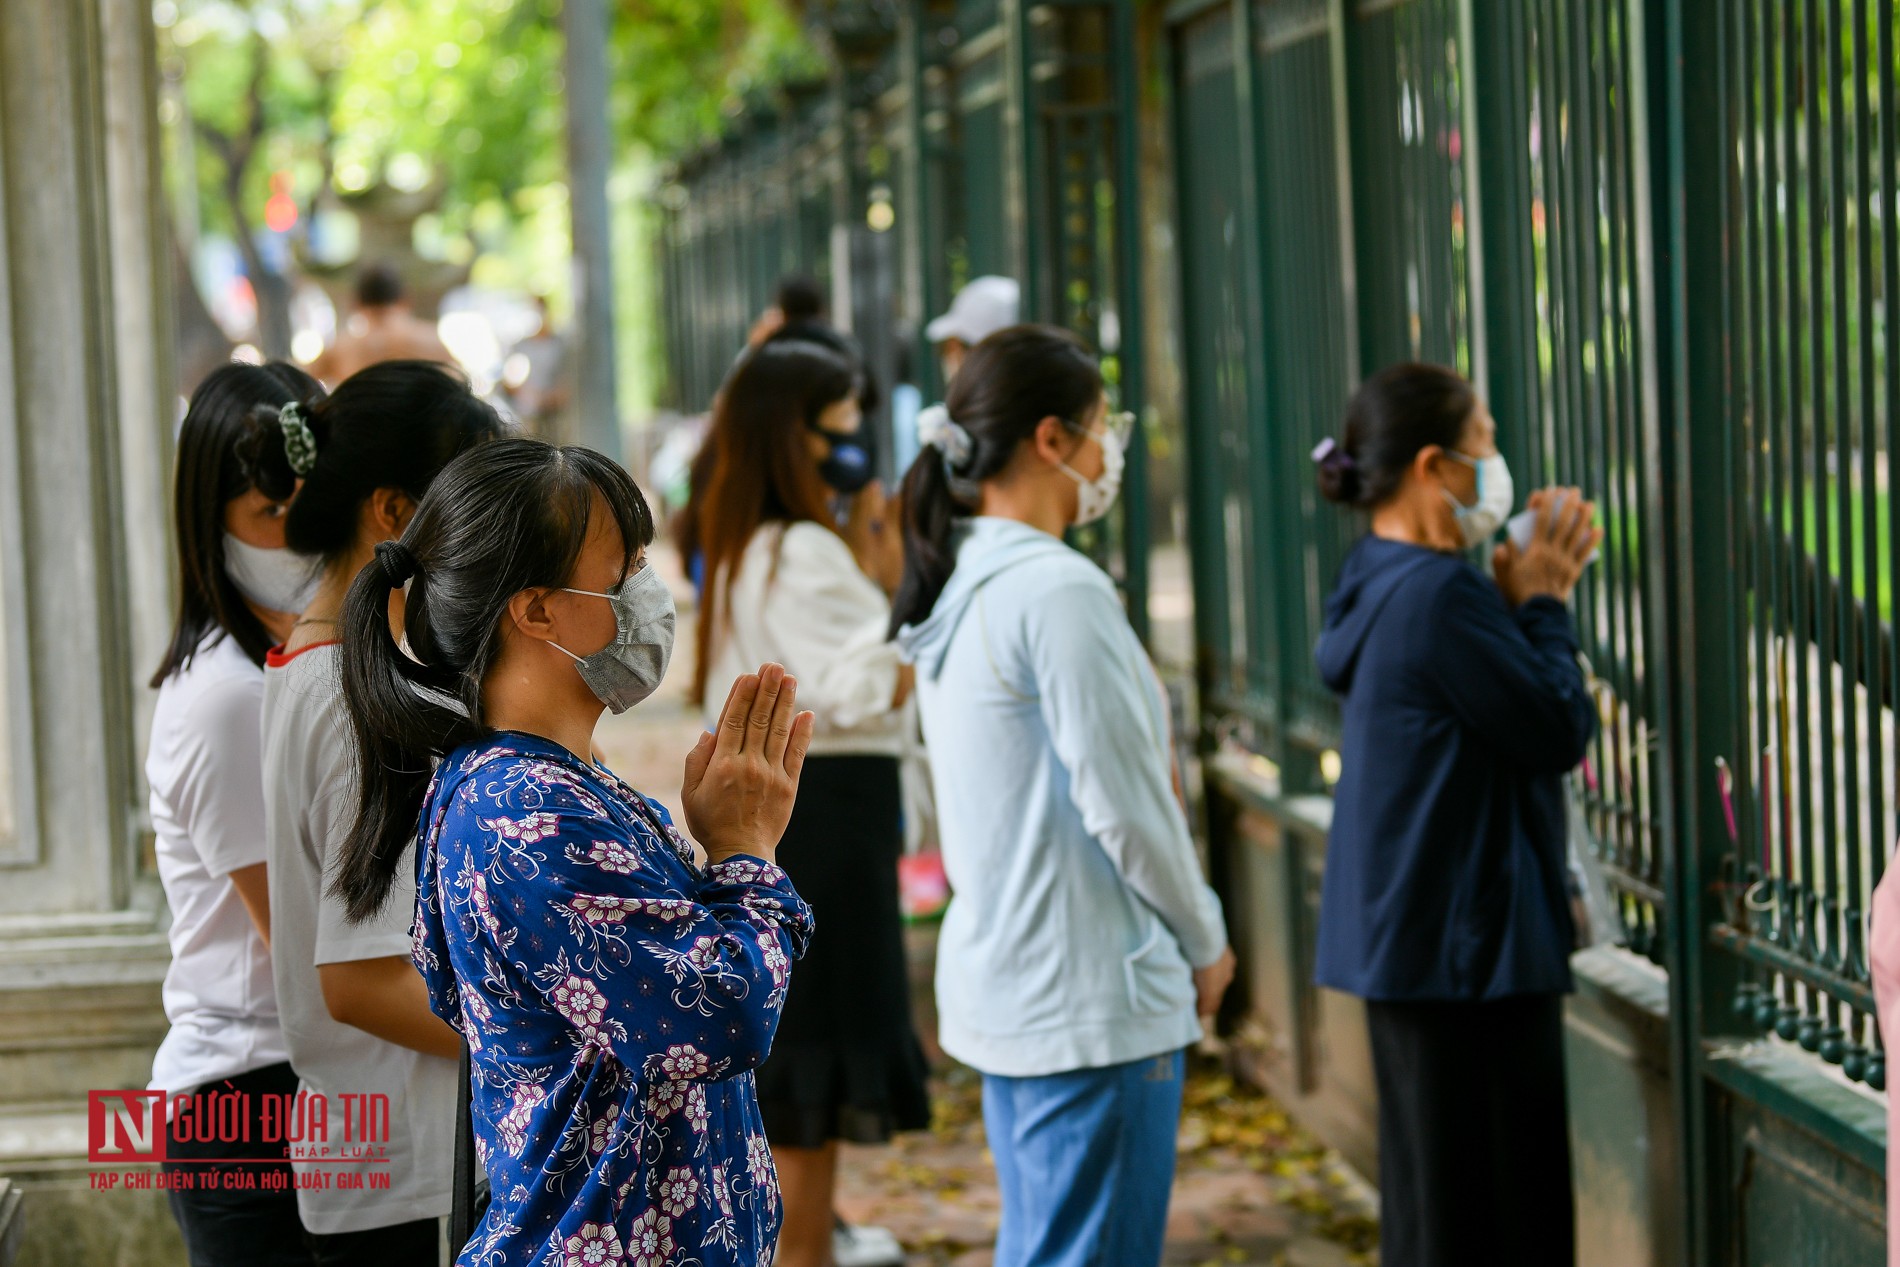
[507, 587, 561, 645]
[1029, 415, 1075, 466]
[365, 488, 419, 542]
[1411, 444, 1446, 485]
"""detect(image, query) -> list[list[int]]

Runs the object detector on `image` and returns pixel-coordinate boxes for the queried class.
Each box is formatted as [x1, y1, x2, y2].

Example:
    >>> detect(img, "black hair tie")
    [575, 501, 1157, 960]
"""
[375, 540, 419, 588]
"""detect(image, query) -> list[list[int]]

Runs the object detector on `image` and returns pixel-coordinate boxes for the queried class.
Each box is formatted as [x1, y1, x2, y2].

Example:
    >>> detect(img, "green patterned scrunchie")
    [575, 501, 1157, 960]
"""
[279, 401, 318, 476]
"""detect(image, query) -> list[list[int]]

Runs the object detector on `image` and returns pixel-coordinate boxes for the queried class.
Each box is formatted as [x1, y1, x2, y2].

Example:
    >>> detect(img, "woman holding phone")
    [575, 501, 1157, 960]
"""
[683, 338, 928, 1267]
[1310, 362, 1601, 1267]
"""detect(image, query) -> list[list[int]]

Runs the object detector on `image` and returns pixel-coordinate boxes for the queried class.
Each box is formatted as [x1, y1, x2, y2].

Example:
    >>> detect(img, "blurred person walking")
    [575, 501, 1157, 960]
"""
[681, 339, 930, 1267]
[251, 362, 503, 1266]
[1310, 363, 1601, 1267]
[309, 262, 458, 385]
[501, 295, 571, 437]
[327, 436, 815, 1267]
[148, 361, 325, 1267]
[892, 326, 1233, 1267]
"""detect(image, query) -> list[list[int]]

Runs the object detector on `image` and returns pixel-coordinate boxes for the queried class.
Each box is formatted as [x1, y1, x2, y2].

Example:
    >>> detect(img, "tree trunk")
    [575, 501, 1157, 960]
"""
[171, 229, 230, 390]
[220, 168, 292, 359]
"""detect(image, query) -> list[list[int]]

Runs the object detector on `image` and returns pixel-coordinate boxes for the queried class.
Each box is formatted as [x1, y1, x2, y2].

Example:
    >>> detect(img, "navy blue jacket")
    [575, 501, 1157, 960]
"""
[1312, 536, 1597, 1001]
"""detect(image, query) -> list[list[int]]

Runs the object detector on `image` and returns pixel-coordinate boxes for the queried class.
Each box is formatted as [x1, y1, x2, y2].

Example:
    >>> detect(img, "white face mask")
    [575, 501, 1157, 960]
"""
[1058, 425, 1125, 527]
[1440, 451, 1514, 548]
[223, 534, 320, 615]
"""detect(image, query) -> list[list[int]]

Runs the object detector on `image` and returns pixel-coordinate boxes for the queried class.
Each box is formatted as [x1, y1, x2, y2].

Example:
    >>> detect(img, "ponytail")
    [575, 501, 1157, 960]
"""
[887, 325, 1103, 633]
[333, 541, 483, 922]
[888, 443, 966, 636]
[332, 439, 655, 923]
[243, 361, 506, 565]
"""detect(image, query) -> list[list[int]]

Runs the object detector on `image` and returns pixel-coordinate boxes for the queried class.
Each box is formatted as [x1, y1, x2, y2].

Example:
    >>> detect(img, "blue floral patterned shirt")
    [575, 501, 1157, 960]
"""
[412, 731, 813, 1267]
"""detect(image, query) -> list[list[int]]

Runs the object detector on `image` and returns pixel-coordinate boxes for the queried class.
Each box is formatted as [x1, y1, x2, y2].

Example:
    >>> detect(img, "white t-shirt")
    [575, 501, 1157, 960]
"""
[147, 633, 291, 1102]
[262, 641, 455, 1235]
[701, 520, 909, 756]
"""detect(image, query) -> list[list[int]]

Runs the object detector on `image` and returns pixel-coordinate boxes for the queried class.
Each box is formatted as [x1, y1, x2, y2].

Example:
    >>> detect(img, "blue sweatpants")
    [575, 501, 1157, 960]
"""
[980, 1048, 1185, 1267]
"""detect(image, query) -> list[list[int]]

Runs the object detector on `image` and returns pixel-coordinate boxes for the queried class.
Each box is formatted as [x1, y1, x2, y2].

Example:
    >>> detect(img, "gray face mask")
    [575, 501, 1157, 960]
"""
[551, 564, 676, 714]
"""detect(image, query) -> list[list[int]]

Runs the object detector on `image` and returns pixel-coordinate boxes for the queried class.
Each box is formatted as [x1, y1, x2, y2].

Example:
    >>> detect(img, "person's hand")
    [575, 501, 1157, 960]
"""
[681, 664, 815, 865]
[844, 480, 905, 594]
[746, 306, 786, 349]
[1194, 946, 1237, 1020]
[1493, 486, 1601, 607]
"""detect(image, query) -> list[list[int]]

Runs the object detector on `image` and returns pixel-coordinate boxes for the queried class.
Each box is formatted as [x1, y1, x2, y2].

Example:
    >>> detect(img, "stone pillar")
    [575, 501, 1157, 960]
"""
[0, 0, 181, 1261]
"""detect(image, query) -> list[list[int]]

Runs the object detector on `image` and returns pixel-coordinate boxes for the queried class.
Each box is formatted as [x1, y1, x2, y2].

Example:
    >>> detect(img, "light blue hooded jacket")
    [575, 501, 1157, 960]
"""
[897, 517, 1228, 1076]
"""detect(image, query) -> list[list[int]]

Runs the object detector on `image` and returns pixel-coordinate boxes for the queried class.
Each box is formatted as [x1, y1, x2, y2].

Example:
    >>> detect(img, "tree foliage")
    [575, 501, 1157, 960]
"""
[168, 0, 817, 251]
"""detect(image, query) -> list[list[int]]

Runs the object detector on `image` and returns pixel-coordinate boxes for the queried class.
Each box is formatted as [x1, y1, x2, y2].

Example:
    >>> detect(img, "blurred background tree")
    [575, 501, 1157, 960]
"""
[157, 0, 817, 415]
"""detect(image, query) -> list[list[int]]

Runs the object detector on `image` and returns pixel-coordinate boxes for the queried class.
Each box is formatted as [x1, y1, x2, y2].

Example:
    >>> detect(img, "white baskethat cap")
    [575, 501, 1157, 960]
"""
[925, 275, 1021, 346]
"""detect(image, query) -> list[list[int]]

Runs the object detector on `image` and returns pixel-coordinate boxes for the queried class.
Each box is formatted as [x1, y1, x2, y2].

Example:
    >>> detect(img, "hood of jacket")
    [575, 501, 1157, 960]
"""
[896, 517, 1075, 680]
[1313, 536, 1444, 694]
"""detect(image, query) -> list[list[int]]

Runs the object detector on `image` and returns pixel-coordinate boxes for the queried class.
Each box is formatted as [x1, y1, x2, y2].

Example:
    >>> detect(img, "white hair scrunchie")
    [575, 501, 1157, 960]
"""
[916, 402, 974, 469]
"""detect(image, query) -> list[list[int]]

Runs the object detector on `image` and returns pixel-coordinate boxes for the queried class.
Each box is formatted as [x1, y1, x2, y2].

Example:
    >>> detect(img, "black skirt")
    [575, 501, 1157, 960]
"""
[755, 753, 933, 1148]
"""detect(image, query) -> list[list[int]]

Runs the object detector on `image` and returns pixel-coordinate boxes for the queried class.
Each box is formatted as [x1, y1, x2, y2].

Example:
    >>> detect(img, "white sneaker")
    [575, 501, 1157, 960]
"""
[832, 1220, 906, 1267]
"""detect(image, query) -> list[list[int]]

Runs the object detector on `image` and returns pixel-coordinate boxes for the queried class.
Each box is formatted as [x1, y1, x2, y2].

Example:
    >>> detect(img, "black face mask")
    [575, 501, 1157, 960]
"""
[813, 425, 873, 494]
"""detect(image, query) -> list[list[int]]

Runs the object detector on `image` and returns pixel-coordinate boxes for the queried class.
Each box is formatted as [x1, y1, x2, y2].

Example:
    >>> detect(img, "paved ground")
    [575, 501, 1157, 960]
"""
[596, 547, 1380, 1267]
[831, 1067, 1378, 1267]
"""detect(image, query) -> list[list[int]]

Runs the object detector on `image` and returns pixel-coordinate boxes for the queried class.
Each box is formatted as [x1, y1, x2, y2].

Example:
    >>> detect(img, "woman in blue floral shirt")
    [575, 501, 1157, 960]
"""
[328, 437, 817, 1267]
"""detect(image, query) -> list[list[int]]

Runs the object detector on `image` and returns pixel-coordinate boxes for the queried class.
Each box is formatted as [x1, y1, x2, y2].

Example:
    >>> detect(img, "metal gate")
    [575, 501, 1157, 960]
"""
[1167, 0, 1892, 1262]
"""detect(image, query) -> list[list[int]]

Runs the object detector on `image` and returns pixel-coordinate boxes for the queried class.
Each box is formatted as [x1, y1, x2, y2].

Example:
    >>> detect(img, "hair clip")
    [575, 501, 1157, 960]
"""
[1310, 437, 1355, 471]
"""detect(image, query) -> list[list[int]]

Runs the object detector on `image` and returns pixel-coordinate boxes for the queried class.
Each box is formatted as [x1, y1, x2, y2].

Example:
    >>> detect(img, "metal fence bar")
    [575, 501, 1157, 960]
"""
[1849, 0, 1882, 1071]
[1874, 0, 1897, 1088]
[1825, 0, 1856, 1066]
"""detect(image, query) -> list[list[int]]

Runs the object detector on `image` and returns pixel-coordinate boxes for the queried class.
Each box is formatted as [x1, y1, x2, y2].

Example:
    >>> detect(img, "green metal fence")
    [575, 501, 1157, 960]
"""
[1164, 0, 1891, 1258]
[1710, 0, 1899, 1088]
[653, 1, 1898, 1259]
[1482, 0, 1669, 965]
[656, 0, 1150, 618]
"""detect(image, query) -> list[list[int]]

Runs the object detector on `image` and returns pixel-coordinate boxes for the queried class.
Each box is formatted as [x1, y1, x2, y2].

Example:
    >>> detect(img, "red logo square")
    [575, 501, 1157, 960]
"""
[87, 1090, 166, 1163]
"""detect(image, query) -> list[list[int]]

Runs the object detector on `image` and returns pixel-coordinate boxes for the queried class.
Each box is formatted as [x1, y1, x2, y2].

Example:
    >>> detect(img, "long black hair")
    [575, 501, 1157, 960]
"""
[764, 318, 880, 415]
[238, 360, 506, 564]
[678, 339, 858, 705]
[332, 439, 656, 922]
[151, 361, 323, 687]
[889, 325, 1102, 634]
[1316, 363, 1476, 509]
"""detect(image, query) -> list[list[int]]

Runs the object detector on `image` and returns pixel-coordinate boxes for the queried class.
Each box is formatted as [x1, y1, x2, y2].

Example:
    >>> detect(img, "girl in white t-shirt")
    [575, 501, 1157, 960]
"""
[148, 361, 324, 1267]
[250, 361, 503, 1267]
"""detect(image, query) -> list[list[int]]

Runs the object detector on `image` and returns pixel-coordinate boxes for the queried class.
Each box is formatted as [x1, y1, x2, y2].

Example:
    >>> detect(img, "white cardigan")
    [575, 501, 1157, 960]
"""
[701, 520, 908, 757]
